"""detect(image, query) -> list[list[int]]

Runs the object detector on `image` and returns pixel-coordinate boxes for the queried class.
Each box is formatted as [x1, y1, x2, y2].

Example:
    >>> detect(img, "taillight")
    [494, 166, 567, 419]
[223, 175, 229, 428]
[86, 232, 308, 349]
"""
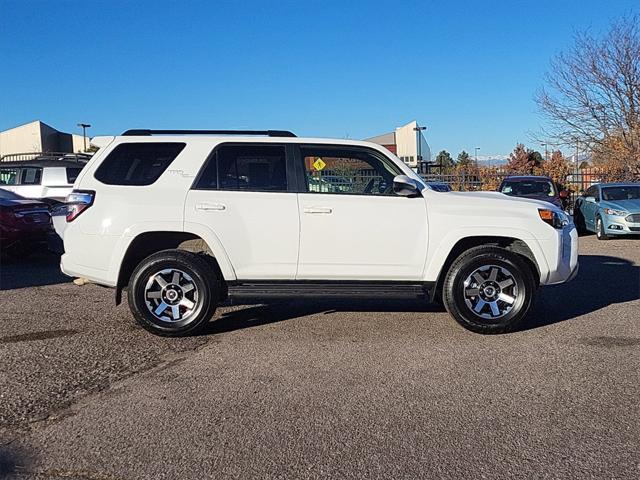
[66, 190, 95, 222]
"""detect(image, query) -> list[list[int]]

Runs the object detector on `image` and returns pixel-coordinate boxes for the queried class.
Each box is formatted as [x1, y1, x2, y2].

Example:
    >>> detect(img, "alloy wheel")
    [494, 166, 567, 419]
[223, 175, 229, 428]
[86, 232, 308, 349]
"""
[463, 264, 518, 319]
[144, 268, 199, 322]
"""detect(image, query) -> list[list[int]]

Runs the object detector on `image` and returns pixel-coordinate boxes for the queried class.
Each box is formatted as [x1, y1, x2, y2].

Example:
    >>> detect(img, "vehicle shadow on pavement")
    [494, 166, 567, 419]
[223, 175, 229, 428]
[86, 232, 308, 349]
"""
[204, 298, 442, 336]
[527, 254, 640, 329]
[204, 254, 639, 336]
[0, 253, 70, 290]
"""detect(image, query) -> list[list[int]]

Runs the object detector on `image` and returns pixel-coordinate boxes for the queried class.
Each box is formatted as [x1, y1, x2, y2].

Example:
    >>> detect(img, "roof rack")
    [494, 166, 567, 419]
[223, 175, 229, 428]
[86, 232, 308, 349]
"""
[121, 129, 297, 138]
[0, 152, 92, 164]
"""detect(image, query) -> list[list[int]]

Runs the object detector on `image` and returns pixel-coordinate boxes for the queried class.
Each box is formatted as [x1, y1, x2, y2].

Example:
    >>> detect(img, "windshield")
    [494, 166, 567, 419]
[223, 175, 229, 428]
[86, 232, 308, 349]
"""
[601, 185, 640, 201]
[0, 188, 24, 200]
[501, 180, 556, 197]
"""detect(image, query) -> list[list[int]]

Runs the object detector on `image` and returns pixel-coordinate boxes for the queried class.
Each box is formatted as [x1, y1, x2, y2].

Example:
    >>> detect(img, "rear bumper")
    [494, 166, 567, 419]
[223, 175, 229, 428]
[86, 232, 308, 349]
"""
[60, 254, 117, 287]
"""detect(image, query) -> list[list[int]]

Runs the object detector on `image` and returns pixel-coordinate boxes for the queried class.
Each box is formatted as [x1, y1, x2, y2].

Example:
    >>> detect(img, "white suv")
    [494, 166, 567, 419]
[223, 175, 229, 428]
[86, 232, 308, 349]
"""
[62, 129, 578, 336]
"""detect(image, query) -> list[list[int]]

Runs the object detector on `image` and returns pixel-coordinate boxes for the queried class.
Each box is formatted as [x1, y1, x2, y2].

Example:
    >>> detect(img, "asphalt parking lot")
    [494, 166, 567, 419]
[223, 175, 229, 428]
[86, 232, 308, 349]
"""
[0, 235, 639, 479]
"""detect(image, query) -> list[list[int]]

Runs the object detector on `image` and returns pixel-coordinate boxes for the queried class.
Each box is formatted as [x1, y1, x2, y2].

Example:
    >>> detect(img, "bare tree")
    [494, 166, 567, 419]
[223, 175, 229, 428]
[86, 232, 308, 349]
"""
[535, 14, 640, 175]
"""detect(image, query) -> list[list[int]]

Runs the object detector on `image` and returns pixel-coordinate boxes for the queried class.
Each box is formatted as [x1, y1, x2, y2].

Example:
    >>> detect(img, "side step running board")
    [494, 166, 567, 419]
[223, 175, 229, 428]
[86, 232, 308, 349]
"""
[227, 281, 434, 300]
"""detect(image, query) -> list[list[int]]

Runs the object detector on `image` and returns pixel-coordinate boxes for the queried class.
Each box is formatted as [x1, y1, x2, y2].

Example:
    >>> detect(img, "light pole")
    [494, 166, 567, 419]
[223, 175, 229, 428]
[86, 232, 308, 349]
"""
[474, 147, 480, 167]
[77, 123, 91, 152]
[542, 143, 548, 161]
[413, 125, 427, 173]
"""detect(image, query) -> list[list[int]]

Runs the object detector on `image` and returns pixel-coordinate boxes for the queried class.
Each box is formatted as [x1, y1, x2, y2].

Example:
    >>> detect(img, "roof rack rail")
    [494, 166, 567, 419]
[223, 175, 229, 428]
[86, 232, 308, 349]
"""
[121, 129, 297, 138]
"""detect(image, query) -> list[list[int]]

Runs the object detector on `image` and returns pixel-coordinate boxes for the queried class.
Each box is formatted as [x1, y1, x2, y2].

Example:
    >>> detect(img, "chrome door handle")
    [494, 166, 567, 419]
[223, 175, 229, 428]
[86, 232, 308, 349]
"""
[303, 207, 332, 214]
[196, 203, 226, 211]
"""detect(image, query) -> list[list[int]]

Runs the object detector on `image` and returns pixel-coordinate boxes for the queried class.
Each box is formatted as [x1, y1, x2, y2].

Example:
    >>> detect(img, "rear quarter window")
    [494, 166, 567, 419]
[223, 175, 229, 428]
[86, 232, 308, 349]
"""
[66, 167, 83, 184]
[94, 142, 186, 186]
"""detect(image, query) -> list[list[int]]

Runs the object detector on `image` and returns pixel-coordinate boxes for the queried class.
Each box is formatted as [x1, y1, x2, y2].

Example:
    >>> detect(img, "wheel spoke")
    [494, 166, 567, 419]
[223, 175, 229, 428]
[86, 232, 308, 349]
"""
[145, 268, 198, 322]
[498, 293, 515, 304]
[463, 264, 518, 320]
[465, 288, 480, 297]
[488, 267, 498, 282]
[180, 298, 195, 309]
[154, 302, 168, 316]
[473, 299, 487, 313]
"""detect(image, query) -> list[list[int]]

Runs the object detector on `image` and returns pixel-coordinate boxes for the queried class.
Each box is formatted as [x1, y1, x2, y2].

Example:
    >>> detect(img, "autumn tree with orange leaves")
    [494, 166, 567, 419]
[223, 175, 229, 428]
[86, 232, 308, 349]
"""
[505, 144, 543, 175]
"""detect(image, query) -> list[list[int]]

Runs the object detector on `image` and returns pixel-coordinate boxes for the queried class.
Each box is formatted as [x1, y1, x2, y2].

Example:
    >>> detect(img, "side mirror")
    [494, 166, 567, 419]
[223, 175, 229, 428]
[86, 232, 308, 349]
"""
[585, 196, 596, 203]
[393, 175, 421, 197]
[559, 190, 569, 199]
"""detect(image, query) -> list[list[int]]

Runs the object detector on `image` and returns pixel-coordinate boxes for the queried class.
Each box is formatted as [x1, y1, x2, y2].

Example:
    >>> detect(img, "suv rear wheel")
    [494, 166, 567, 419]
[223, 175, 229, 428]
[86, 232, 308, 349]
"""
[443, 246, 536, 334]
[128, 249, 220, 336]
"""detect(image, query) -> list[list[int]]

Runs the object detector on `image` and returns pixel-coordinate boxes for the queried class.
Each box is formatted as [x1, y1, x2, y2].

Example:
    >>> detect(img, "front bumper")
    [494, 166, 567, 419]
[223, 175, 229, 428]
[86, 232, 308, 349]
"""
[602, 214, 640, 235]
[540, 224, 579, 285]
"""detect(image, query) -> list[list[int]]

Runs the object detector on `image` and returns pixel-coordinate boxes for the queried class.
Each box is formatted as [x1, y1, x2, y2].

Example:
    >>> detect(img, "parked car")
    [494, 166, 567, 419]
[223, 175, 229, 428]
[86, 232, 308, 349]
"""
[0, 188, 52, 255]
[0, 159, 86, 202]
[62, 129, 578, 337]
[498, 176, 569, 210]
[573, 183, 640, 240]
[425, 182, 452, 192]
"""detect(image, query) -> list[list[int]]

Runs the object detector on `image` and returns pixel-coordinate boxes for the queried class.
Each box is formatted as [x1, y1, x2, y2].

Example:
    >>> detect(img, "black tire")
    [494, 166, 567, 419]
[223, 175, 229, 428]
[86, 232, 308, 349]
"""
[127, 249, 220, 336]
[443, 246, 536, 334]
[573, 206, 588, 235]
[596, 216, 610, 241]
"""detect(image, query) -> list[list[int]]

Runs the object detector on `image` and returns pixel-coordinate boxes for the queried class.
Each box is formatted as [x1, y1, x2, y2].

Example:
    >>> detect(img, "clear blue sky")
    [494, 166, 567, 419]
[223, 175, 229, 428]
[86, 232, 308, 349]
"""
[0, 0, 637, 158]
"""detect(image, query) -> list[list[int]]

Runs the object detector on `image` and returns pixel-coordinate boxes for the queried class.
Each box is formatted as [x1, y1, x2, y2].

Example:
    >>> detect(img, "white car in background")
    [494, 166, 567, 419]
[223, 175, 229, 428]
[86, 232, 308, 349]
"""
[0, 158, 87, 203]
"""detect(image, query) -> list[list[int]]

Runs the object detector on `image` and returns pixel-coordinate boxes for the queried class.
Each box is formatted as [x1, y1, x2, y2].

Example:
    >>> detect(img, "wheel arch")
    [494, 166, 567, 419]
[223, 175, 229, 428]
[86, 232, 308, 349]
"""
[115, 230, 234, 305]
[430, 235, 541, 302]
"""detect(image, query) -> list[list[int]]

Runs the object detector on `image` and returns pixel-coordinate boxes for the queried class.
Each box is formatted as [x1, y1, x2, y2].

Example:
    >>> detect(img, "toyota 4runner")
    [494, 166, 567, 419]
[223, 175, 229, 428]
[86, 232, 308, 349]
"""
[62, 129, 579, 336]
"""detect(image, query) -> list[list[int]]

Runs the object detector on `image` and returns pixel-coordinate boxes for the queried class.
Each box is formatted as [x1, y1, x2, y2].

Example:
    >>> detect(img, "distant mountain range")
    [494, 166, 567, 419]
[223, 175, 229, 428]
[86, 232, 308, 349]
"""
[474, 155, 509, 166]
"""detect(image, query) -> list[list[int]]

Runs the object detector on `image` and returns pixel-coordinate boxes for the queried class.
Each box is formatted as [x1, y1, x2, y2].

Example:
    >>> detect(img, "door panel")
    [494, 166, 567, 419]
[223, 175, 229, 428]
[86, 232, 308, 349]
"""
[295, 145, 428, 280]
[185, 143, 300, 280]
[297, 193, 427, 280]
[186, 190, 299, 279]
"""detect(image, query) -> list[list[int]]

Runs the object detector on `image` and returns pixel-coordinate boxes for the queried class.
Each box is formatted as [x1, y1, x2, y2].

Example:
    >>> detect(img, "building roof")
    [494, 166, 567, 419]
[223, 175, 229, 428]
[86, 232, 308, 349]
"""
[365, 131, 395, 145]
[0, 120, 59, 134]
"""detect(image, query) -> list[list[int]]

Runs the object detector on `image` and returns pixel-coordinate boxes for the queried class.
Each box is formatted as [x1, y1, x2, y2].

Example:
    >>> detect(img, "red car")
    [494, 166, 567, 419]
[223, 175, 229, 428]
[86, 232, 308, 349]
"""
[0, 189, 52, 254]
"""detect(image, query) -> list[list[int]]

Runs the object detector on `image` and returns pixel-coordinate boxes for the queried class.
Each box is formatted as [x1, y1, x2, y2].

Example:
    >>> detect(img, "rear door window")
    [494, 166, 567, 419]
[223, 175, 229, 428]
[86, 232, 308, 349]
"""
[195, 144, 287, 192]
[20, 167, 42, 185]
[94, 143, 186, 186]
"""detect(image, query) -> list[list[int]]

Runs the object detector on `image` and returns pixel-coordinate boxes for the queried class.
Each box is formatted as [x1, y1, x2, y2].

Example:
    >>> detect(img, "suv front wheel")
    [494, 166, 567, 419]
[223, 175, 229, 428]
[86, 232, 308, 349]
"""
[128, 249, 220, 336]
[443, 246, 536, 334]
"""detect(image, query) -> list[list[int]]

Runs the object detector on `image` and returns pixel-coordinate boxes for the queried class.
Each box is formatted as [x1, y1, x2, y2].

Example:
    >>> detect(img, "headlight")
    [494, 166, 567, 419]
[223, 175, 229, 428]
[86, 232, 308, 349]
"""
[539, 209, 570, 229]
[604, 208, 628, 216]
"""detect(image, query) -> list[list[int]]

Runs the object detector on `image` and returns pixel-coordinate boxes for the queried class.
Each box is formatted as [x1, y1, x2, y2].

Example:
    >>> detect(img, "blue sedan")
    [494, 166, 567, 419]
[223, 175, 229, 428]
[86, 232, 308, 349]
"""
[574, 183, 640, 240]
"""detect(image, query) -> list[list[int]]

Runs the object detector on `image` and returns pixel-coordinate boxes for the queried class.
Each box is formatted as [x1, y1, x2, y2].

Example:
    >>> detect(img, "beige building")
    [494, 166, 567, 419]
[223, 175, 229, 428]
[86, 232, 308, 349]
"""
[0, 120, 88, 158]
[366, 120, 431, 171]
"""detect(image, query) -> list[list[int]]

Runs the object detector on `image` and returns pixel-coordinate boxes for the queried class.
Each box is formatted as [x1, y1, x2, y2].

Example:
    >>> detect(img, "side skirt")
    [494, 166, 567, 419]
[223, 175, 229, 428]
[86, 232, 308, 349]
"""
[227, 280, 436, 302]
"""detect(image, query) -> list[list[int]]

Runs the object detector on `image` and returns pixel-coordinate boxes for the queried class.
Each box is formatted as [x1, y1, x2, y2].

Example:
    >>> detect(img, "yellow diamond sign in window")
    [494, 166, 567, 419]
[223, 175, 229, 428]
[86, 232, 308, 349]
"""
[312, 158, 326, 171]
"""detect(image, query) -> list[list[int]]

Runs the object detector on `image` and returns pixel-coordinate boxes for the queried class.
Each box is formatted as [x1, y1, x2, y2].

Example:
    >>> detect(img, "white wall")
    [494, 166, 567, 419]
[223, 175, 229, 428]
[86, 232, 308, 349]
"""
[395, 120, 430, 168]
[0, 121, 43, 157]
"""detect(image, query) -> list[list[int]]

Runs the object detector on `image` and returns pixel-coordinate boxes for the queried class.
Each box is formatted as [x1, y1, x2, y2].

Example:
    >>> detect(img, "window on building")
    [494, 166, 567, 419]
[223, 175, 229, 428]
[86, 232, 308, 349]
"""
[195, 144, 287, 192]
[301, 146, 399, 196]
[94, 143, 185, 186]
